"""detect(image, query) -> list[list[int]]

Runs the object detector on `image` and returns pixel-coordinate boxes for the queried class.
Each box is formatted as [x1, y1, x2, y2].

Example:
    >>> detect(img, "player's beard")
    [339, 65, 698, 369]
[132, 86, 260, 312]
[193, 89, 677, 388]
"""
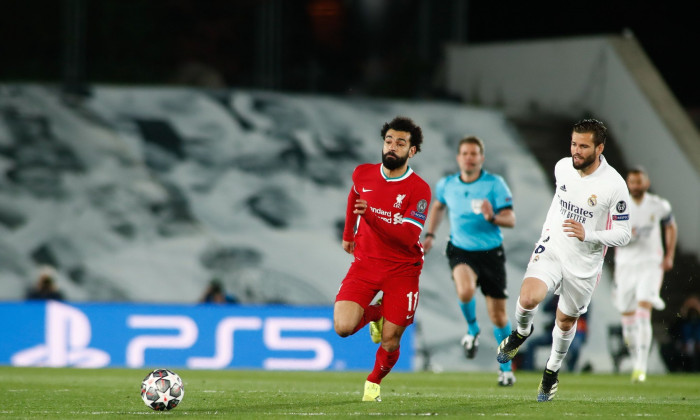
[572, 153, 596, 171]
[382, 151, 409, 170]
[629, 189, 645, 199]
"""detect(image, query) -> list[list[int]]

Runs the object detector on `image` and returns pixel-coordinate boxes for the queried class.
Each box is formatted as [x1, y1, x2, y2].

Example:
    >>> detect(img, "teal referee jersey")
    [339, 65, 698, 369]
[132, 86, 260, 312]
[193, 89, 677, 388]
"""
[435, 169, 513, 251]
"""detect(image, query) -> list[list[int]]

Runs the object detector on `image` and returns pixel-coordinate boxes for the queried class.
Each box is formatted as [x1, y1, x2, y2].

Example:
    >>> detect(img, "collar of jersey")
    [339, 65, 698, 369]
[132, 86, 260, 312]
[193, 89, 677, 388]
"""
[458, 169, 486, 184]
[380, 164, 413, 182]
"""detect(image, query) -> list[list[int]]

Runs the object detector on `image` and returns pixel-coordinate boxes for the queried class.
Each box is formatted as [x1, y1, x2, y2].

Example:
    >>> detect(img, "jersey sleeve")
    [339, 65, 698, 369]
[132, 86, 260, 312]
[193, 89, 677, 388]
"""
[584, 184, 632, 247]
[391, 180, 431, 247]
[659, 197, 674, 225]
[435, 176, 447, 204]
[401, 180, 431, 231]
[492, 175, 514, 211]
[342, 185, 360, 242]
[342, 171, 361, 242]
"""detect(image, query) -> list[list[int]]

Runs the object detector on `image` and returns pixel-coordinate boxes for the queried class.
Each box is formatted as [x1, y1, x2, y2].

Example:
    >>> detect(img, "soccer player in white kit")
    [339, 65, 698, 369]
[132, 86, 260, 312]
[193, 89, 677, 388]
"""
[614, 167, 677, 383]
[496, 119, 631, 402]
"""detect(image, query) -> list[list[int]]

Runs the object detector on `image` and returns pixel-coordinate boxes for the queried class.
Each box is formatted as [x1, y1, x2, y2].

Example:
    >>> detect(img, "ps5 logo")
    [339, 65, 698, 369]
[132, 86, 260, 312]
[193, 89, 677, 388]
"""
[11, 301, 110, 368]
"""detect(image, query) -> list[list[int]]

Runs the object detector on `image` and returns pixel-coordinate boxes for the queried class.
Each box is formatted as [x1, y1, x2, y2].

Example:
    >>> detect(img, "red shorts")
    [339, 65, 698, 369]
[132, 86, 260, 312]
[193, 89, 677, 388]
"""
[335, 257, 422, 327]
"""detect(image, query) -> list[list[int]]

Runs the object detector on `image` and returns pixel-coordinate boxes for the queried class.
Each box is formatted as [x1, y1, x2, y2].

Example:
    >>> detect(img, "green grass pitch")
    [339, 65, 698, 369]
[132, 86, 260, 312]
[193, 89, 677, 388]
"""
[0, 367, 697, 419]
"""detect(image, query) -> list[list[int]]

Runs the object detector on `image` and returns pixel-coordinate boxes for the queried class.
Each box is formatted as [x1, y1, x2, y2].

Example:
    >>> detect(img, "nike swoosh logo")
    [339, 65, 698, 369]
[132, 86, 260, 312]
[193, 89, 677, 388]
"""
[362, 188, 373, 192]
[406, 314, 414, 319]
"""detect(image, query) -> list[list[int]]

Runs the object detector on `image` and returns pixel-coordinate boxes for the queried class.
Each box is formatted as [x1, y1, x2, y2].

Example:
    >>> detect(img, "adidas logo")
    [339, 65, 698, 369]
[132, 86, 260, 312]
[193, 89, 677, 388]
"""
[559, 185, 567, 192]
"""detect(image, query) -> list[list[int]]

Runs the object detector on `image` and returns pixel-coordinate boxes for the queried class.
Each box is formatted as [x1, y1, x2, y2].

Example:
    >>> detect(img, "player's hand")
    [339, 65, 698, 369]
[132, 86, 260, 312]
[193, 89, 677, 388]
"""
[481, 199, 494, 222]
[662, 255, 674, 271]
[563, 219, 585, 241]
[423, 236, 434, 253]
[353, 199, 368, 215]
[342, 240, 355, 254]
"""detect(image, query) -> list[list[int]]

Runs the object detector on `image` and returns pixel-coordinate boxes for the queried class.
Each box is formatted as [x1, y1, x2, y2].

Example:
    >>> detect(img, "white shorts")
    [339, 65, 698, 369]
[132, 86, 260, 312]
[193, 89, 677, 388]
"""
[524, 241, 599, 318]
[613, 261, 665, 313]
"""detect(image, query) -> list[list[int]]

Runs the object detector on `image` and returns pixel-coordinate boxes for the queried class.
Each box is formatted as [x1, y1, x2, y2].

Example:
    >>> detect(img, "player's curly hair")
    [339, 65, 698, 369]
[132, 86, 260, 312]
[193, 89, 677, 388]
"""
[573, 118, 607, 147]
[381, 116, 423, 153]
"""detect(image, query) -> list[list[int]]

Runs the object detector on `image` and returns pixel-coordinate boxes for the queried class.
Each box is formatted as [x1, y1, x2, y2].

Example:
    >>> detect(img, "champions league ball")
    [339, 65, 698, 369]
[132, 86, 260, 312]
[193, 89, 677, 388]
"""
[140, 368, 185, 411]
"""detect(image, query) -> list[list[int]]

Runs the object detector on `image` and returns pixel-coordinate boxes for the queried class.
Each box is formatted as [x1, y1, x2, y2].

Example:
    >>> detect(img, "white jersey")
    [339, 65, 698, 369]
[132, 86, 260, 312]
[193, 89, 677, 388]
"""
[615, 193, 673, 266]
[540, 156, 631, 278]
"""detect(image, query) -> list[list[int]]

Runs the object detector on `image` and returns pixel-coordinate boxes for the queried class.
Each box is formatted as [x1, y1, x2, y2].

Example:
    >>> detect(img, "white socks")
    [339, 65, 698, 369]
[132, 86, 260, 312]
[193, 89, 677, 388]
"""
[621, 313, 638, 355]
[546, 322, 576, 372]
[635, 307, 652, 372]
[515, 298, 537, 336]
[622, 307, 652, 373]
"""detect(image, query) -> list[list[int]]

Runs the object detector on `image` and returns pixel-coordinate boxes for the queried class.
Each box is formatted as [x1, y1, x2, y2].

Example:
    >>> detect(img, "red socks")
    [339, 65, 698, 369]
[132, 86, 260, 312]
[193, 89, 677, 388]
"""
[367, 346, 400, 384]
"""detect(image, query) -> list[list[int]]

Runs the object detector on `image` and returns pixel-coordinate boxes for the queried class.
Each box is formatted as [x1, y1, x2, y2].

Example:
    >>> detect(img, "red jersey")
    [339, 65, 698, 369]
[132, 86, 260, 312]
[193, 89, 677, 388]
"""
[343, 163, 431, 265]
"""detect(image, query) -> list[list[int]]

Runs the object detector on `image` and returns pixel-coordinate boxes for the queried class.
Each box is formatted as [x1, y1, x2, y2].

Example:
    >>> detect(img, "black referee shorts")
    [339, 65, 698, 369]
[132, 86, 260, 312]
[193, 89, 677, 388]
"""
[446, 241, 508, 299]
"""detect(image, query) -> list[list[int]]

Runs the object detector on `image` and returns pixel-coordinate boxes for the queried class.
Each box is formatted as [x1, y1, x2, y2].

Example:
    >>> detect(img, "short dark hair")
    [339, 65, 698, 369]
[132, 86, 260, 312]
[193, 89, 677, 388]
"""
[627, 166, 648, 177]
[573, 118, 607, 147]
[458, 136, 484, 154]
[209, 279, 223, 294]
[381, 116, 423, 153]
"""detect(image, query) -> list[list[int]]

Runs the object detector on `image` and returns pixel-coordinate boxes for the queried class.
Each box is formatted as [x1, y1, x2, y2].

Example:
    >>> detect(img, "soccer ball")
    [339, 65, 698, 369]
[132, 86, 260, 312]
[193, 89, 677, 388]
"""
[140, 368, 185, 411]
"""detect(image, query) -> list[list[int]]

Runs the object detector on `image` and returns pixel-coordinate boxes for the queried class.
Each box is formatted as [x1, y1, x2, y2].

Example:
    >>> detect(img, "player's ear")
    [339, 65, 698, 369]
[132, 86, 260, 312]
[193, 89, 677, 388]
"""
[409, 146, 416, 158]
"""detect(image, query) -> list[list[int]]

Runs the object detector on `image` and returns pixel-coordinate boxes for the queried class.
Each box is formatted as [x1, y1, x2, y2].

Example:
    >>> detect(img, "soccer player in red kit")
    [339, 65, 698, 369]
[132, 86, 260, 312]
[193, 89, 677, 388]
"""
[334, 116, 431, 402]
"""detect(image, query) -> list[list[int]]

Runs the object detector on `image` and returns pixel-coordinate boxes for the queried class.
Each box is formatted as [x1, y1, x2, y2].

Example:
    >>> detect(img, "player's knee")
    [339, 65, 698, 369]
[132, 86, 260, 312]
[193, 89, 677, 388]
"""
[492, 312, 509, 327]
[519, 278, 547, 309]
[518, 296, 537, 309]
[333, 319, 355, 337]
[457, 290, 474, 302]
[556, 319, 577, 332]
[334, 327, 352, 338]
[518, 292, 543, 310]
[381, 339, 400, 353]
